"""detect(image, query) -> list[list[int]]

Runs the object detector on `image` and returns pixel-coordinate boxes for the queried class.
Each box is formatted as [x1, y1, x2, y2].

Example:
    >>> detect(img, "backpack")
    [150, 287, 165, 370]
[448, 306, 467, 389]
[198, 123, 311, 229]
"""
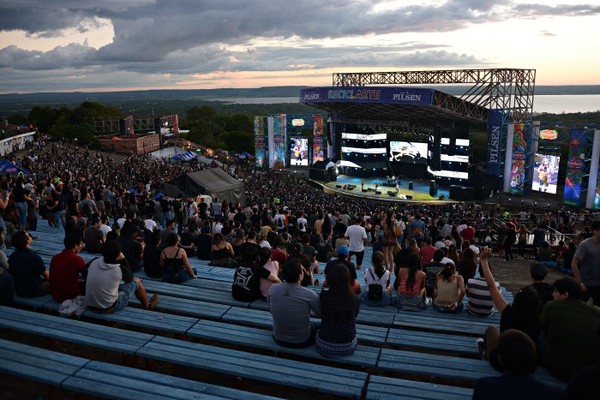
[277, 217, 284, 228]
[367, 269, 384, 301]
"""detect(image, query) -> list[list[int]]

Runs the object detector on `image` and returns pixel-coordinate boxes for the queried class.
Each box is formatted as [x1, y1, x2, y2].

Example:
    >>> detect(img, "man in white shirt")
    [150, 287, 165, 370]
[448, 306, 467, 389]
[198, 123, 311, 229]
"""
[345, 216, 368, 270]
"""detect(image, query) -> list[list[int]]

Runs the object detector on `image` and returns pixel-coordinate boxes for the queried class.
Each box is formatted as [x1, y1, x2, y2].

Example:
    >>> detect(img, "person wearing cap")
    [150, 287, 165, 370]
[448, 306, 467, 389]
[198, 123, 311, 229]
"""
[323, 245, 360, 294]
[83, 216, 105, 254]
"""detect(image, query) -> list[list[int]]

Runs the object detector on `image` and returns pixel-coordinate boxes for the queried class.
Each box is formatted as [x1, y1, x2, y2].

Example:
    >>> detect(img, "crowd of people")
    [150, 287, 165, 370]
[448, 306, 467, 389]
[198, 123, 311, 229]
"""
[0, 141, 599, 396]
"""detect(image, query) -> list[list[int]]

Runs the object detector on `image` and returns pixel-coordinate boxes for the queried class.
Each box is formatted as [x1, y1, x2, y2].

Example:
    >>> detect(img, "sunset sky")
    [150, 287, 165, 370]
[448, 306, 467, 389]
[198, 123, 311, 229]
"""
[1, 0, 599, 94]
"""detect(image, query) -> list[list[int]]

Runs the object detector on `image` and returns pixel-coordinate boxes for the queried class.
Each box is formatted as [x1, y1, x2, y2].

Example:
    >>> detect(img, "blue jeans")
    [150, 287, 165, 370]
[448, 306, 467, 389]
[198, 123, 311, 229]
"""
[16, 202, 28, 228]
[53, 210, 66, 229]
[360, 291, 391, 306]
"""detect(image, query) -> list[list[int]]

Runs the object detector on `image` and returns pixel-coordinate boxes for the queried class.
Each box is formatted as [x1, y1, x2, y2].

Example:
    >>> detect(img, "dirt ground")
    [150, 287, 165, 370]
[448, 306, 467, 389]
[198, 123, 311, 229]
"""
[486, 254, 567, 294]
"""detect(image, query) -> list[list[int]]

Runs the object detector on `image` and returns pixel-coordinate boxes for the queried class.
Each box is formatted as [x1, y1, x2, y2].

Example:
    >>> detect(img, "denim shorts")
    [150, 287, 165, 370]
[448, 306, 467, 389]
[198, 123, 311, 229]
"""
[113, 280, 138, 311]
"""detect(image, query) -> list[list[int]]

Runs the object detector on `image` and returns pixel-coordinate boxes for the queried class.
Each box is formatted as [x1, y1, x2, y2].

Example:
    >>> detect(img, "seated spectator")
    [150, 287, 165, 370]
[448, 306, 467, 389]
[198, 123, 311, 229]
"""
[267, 258, 321, 348]
[288, 242, 314, 286]
[457, 246, 478, 281]
[536, 241, 553, 261]
[433, 263, 465, 313]
[423, 249, 446, 298]
[476, 248, 543, 371]
[560, 242, 576, 270]
[472, 329, 563, 400]
[179, 223, 197, 257]
[315, 232, 334, 263]
[8, 231, 49, 297]
[160, 233, 197, 283]
[524, 262, 553, 306]
[210, 232, 237, 267]
[259, 247, 280, 299]
[83, 216, 104, 254]
[232, 244, 280, 301]
[541, 277, 600, 382]
[361, 251, 391, 306]
[316, 264, 360, 358]
[0, 243, 15, 305]
[466, 248, 500, 317]
[194, 225, 213, 260]
[323, 245, 360, 294]
[85, 240, 158, 312]
[142, 231, 162, 278]
[393, 252, 426, 311]
[117, 224, 144, 272]
[49, 233, 86, 303]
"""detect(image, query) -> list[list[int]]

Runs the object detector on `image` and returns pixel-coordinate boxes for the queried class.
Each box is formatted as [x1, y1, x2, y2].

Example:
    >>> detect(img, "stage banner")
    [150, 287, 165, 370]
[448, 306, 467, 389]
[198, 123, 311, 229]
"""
[254, 116, 267, 169]
[595, 162, 600, 209]
[485, 109, 506, 176]
[509, 123, 527, 195]
[272, 114, 287, 169]
[312, 115, 324, 163]
[563, 129, 588, 207]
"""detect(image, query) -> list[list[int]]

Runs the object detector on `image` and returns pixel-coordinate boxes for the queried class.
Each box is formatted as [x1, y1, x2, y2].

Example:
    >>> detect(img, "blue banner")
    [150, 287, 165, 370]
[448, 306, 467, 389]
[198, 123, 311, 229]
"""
[485, 109, 506, 176]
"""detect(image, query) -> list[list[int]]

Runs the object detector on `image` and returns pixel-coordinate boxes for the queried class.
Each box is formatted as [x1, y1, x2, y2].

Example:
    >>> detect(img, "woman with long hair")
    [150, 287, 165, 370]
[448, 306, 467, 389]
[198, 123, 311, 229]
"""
[433, 263, 466, 313]
[160, 233, 197, 283]
[458, 247, 478, 281]
[361, 251, 391, 306]
[447, 244, 460, 266]
[450, 225, 462, 249]
[210, 232, 237, 267]
[394, 252, 426, 311]
[382, 211, 397, 271]
[316, 264, 360, 358]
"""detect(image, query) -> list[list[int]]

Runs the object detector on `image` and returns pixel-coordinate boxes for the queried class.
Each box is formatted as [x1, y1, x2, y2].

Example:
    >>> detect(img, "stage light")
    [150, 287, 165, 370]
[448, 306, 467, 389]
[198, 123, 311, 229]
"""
[508, 198, 512, 202]
[534, 202, 538, 206]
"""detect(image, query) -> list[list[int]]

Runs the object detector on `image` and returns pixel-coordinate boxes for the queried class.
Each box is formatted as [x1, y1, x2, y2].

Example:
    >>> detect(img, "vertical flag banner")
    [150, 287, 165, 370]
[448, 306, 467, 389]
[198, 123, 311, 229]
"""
[563, 129, 588, 207]
[254, 116, 267, 169]
[486, 109, 505, 176]
[272, 114, 287, 169]
[594, 161, 600, 209]
[509, 123, 527, 195]
[312, 115, 324, 163]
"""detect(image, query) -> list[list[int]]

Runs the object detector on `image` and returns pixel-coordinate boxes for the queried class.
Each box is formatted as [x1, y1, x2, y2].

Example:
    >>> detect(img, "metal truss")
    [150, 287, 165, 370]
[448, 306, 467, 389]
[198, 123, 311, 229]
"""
[92, 114, 179, 135]
[332, 68, 536, 123]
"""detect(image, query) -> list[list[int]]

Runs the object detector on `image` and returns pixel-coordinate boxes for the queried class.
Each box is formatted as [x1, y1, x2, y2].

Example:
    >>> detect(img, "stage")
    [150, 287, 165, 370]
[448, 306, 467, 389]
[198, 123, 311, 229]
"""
[321, 175, 453, 204]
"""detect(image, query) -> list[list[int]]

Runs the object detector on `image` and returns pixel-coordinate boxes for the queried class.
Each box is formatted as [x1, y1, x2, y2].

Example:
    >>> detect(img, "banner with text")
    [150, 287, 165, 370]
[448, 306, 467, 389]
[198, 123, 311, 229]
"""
[312, 115, 324, 163]
[486, 109, 506, 177]
[272, 114, 287, 169]
[563, 129, 588, 207]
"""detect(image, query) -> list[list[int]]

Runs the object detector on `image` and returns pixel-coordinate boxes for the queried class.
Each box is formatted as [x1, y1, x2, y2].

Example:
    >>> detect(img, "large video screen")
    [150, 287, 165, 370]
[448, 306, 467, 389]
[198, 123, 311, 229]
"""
[290, 137, 309, 166]
[531, 153, 560, 194]
[389, 141, 428, 164]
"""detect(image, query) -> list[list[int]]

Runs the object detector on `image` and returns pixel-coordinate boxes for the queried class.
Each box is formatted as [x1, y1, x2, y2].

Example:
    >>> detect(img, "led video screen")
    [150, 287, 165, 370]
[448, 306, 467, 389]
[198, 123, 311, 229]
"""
[389, 141, 428, 164]
[531, 153, 560, 194]
[290, 137, 309, 166]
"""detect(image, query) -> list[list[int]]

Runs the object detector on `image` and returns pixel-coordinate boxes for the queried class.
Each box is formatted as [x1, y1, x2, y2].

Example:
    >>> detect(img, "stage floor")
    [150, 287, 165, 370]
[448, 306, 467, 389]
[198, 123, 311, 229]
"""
[323, 175, 452, 203]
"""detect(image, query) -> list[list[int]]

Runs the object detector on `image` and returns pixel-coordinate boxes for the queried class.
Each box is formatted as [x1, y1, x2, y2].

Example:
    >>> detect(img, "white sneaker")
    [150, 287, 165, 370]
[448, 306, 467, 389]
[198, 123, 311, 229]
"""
[476, 338, 486, 359]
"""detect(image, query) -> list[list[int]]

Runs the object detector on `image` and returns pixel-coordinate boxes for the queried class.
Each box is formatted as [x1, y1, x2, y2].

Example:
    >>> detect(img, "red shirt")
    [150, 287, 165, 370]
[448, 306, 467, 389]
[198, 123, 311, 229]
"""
[461, 226, 476, 242]
[49, 249, 86, 303]
[271, 248, 288, 265]
[419, 245, 437, 264]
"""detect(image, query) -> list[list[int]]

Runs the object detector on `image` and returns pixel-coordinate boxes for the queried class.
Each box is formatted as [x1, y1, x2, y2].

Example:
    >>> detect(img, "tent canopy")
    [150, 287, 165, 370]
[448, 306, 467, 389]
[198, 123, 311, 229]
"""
[163, 168, 245, 205]
[0, 159, 29, 176]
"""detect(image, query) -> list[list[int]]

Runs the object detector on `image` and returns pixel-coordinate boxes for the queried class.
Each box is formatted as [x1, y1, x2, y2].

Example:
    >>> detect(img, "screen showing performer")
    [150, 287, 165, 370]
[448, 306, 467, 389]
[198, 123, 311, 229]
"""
[389, 141, 428, 164]
[290, 137, 309, 166]
[531, 153, 560, 194]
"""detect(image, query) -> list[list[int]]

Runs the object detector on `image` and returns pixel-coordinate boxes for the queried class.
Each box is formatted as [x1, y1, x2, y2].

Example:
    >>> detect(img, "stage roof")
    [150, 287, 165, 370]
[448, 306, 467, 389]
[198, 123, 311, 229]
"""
[299, 86, 489, 125]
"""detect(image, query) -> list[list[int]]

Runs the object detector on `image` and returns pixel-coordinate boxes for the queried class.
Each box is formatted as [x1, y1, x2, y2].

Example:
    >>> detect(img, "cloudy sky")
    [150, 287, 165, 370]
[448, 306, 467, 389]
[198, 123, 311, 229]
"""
[1, 0, 599, 94]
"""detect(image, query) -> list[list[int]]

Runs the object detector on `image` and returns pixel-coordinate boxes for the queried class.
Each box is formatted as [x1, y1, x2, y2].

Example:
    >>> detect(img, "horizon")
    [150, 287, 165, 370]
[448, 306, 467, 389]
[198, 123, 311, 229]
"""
[1, 1, 600, 94]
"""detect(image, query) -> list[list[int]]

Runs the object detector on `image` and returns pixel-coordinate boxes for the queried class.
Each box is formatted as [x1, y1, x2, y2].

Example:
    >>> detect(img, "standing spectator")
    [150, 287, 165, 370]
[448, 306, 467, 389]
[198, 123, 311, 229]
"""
[49, 233, 86, 303]
[12, 176, 31, 230]
[517, 225, 529, 259]
[408, 213, 426, 245]
[571, 220, 600, 306]
[268, 258, 321, 348]
[7, 231, 49, 297]
[503, 222, 516, 262]
[541, 277, 600, 382]
[85, 240, 158, 312]
[316, 264, 360, 358]
[532, 224, 547, 258]
[345, 216, 368, 270]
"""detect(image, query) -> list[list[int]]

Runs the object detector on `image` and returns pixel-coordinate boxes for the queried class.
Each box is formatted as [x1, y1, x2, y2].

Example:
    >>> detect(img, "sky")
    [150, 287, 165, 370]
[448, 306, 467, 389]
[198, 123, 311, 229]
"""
[1, 0, 599, 94]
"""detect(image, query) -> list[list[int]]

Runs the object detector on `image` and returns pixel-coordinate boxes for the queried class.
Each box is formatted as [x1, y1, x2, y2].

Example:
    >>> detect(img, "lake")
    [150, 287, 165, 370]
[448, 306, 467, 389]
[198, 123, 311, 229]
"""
[213, 94, 600, 114]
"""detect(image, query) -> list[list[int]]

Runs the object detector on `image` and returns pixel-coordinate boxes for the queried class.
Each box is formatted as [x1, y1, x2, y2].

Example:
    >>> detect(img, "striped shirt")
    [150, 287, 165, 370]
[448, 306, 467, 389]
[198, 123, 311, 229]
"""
[466, 277, 499, 316]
